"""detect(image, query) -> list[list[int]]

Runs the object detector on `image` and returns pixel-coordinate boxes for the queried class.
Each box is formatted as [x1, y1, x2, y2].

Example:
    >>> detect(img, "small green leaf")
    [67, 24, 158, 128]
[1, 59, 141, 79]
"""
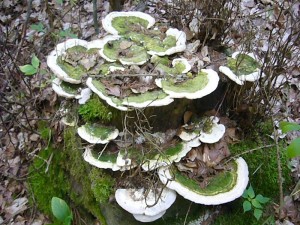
[243, 200, 252, 212]
[51, 197, 73, 222]
[19, 64, 37, 75]
[31, 55, 40, 69]
[251, 199, 263, 209]
[255, 194, 270, 204]
[254, 208, 263, 220]
[247, 185, 255, 199]
[56, 0, 63, 4]
[30, 23, 45, 33]
[279, 121, 300, 133]
[287, 138, 300, 158]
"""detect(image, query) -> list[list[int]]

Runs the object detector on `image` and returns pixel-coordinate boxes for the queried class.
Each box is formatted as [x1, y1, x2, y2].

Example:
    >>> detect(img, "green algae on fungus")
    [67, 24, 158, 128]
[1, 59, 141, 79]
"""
[156, 69, 219, 99]
[102, 11, 155, 35]
[174, 165, 237, 196]
[57, 56, 86, 80]
[60, 80, 81, 95]
[101, 38, 149, 65]
[122, 90, 174, 108]
[111, 16, 149, 34]
[77, 123, 119, 144]
[227, 53, 259, 76]
[158, 157, 249, 205]
[87, 78, 128, 111]
[145, 35, 177, 53]
[141, 142, 192, 171]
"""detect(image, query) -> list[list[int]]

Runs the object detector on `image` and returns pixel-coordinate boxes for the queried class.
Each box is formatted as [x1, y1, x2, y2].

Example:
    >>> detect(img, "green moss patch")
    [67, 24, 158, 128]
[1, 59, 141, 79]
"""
[227, 54, 259, 76]
[91, 147, 118, 163]
[79, 95, 113, 122]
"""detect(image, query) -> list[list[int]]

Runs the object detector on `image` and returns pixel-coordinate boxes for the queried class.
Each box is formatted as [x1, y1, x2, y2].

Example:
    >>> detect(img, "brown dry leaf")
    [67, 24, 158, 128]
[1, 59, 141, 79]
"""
[119, 40, 132, 50]
[106, 85, 121, 97]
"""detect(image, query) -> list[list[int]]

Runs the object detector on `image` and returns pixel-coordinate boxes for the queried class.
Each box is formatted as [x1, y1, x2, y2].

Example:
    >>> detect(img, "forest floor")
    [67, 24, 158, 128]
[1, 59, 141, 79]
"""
[0, 0, 299, 224]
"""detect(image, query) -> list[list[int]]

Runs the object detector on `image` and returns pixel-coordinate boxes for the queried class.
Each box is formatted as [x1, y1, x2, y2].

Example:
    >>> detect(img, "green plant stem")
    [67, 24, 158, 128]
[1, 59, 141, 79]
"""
[273, 122, 284, 217]
[93, 0, 99, 34]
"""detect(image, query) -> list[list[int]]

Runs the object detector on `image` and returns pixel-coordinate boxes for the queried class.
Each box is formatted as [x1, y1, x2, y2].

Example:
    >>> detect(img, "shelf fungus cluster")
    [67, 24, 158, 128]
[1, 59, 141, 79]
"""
[219, 51, 265, 85]
[47, 11, 250, 223]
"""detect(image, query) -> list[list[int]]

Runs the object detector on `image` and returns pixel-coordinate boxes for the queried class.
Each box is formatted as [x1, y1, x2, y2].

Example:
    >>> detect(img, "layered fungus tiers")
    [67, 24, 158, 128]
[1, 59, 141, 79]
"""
[47, 11, 251, 223]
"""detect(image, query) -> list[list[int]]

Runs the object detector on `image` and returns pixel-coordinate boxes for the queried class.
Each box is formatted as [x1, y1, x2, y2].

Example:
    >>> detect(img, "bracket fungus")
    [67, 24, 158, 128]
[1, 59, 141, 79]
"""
[77, 123, 119, 144]
[115, 187, 176, 222]
[146, 28, 187, 56]
[198, 116, 226, 144]
[141, 142, 192, 171]
[155, 69, 219, 99]
[158, 157, 249, 205]
[219, 52, 264, 85]
[99, 36, 149, 65]
[47, 39, 103, 84]
[83, 146, 137, 171]
[102, 11, 156, 35]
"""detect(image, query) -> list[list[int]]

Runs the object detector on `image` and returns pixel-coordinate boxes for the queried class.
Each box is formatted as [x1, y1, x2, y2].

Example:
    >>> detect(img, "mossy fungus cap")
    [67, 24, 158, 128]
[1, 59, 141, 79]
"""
[86, 77, 129, 111]
[98, 35, 122, 62]
[102, 11, 156, 35]
[83, 147, 121, 171]
[141, 142, 192, 171]
[156, 68, 219, 99]
[199, 116, 226, 144]
[52, 78, 80, 98]
[47, 39, 102, 84]
[77, 124, 119, 144]
[158, 157, 249, 205]
[219, 51, 264, 85]
[115, 187, 176, 217]
[147, 28, 187, 56]
[122, 90, 174, 108]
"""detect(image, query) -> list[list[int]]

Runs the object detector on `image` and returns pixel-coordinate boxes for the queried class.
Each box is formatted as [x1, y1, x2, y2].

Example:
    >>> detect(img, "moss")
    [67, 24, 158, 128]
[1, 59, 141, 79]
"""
[89, 168, 115, 203]
[213, 130, 292, 224]
[62, 127, 107, 224]
[229, 139, 291, 199]
[28, 147, 70, 217]
[37, 120, 52, 141]
[79, 95, 113, 122]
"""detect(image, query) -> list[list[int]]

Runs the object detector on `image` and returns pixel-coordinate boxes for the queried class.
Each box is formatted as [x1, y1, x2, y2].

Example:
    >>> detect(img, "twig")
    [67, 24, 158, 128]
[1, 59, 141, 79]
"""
[183, 202, 193, 225]
[13, 0, 33, 65]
